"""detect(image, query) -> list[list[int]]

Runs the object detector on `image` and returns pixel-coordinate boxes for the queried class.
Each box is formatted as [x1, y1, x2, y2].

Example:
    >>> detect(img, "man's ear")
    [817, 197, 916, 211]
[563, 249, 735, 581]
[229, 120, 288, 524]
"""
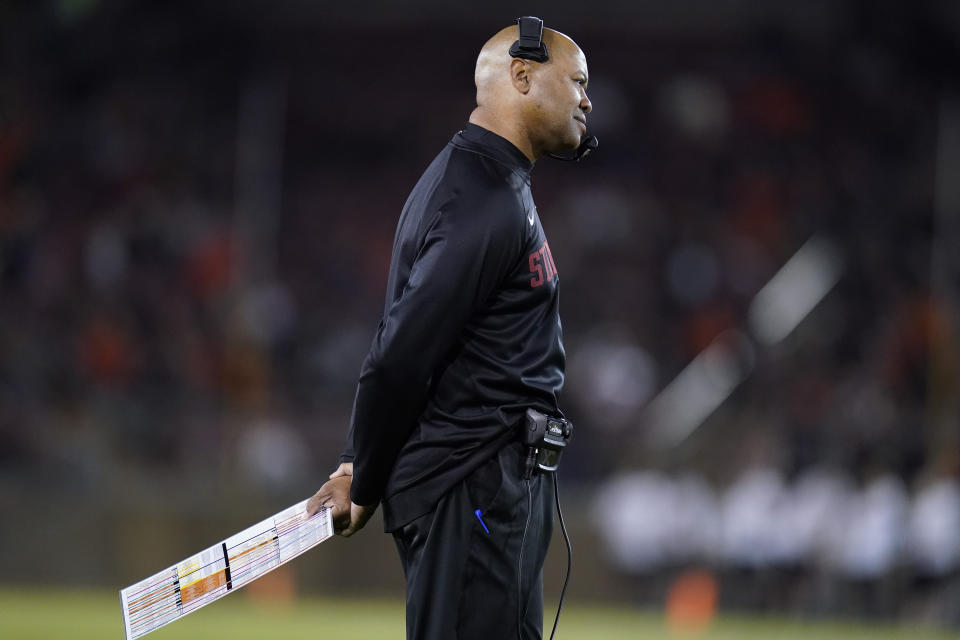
[509, 58, 532, 95]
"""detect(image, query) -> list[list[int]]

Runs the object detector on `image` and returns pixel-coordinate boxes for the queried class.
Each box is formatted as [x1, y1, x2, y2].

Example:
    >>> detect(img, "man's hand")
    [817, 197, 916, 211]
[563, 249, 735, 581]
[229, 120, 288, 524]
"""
[306, 475, 352, 533]
[328, 462, 353, 479]
[340, 501, 377, 537]
[306, 462, 375, 536]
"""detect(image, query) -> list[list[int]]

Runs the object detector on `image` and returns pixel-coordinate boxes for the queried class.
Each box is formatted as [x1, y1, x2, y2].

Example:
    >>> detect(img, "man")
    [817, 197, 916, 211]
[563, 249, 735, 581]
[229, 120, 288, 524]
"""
[307, 18, 592, 640]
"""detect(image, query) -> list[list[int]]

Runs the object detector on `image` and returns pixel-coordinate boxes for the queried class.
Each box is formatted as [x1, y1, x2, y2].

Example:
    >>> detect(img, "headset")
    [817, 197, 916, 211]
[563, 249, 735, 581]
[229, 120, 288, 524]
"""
[509, 16, 599, 162]
[508, 18, 585, 638]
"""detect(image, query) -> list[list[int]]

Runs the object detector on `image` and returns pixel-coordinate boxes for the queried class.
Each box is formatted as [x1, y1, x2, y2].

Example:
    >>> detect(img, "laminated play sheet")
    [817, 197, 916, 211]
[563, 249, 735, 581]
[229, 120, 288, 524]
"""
[119, 500, 333, 639]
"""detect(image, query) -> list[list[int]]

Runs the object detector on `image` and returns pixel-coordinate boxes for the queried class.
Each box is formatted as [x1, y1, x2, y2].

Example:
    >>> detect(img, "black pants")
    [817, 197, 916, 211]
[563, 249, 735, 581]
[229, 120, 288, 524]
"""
[392, 441, 555, 640]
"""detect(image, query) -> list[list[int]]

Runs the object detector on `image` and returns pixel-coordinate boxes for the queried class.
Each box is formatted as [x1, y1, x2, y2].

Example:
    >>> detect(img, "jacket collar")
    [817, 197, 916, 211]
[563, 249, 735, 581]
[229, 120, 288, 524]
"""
[455, 123, 534, 180]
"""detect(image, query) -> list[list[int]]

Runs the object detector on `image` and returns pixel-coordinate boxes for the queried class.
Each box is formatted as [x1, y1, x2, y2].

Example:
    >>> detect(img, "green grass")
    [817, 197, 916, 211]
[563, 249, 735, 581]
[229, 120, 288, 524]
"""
[1, 587, 958, 640]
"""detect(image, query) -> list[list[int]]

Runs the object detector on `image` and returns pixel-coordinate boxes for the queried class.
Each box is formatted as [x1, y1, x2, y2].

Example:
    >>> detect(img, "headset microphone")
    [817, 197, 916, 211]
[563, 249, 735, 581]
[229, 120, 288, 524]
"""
[548, 135, 598, 162]
[510, 16, 598, 163]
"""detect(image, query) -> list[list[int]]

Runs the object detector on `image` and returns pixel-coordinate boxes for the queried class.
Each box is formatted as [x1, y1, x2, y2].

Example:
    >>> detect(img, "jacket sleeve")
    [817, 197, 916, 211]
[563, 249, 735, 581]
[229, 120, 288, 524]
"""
[347, 188, 524, 506]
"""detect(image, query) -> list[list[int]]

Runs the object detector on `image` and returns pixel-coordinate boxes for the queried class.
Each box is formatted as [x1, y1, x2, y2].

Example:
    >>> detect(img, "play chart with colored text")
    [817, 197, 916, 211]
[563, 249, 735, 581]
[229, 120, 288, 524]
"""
[119, 500, 334, 639]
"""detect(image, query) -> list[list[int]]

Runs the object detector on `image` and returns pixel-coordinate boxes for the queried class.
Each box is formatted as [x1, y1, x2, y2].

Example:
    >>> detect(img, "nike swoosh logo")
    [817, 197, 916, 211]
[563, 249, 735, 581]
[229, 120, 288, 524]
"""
[527, 212, 535, 226]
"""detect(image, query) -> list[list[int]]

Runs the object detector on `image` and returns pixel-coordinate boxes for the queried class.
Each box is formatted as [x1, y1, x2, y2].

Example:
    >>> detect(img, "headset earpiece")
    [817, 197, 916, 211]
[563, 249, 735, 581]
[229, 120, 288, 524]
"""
[509, 16, 549, 63]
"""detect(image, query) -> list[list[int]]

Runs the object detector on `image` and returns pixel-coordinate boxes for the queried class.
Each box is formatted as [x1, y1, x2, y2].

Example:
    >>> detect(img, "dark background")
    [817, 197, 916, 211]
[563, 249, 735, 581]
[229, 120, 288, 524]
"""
[1, 0, 959, 627]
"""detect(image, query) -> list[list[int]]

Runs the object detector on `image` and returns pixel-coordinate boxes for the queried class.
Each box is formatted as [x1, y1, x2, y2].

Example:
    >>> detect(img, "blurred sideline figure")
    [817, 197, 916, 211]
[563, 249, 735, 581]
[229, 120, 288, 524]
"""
[306, 18, 593, 640]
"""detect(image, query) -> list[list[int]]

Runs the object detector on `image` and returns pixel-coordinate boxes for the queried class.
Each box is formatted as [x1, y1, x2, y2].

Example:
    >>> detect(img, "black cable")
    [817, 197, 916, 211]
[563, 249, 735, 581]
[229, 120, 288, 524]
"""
[517, 477, 533, 640]
[548, 476, 571, 640]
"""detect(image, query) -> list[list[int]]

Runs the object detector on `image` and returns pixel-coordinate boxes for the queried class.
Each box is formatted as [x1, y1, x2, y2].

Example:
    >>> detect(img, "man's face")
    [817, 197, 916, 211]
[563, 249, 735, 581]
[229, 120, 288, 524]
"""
[530, 46, 592, 153]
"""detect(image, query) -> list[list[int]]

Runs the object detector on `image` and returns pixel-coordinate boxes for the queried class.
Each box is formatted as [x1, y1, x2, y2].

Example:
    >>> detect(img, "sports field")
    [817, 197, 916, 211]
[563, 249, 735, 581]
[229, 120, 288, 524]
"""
[2, 587, 958, 640]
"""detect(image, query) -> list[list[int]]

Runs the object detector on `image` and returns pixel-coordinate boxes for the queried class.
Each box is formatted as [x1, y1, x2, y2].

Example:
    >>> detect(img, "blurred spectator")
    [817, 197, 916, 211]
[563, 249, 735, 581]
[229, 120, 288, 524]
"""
[908, 477, 960, 577]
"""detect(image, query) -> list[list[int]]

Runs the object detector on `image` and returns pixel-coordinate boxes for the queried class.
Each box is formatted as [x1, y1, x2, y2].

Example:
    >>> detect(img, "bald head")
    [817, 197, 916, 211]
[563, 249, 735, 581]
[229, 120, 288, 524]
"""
[474, 26, 583, 108]
[469, 23, 592, 162]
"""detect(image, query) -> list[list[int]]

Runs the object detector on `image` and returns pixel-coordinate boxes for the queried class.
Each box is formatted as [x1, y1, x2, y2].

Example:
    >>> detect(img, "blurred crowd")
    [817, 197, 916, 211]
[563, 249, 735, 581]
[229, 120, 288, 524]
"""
[1, 0, 958, 625]
[597, 467, 960, 624]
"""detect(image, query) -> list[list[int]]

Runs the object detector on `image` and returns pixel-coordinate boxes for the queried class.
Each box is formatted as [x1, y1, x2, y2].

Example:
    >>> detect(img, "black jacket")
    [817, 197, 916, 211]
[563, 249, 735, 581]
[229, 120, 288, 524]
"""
[341, 123, 565, 531]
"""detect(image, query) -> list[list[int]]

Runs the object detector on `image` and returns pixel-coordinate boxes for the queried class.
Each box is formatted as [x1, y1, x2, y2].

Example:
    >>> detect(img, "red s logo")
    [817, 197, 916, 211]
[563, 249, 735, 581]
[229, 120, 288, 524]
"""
[529, 241, 558, 288]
